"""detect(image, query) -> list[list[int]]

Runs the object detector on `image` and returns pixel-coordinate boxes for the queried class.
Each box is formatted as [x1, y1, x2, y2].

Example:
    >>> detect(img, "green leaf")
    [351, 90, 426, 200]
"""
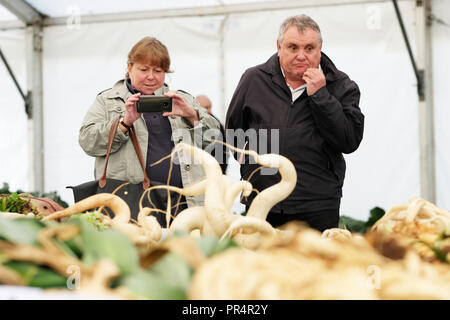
[4, 261, 67, 288]
[53, 238, 79, 259]
[78, 219, 140, 275]
[195, 236, 220, 257]
[365, 207, 386, 228]
[9, 193, 18, 202]
[121, 253, 192, 299]
[432, 241, 449, 264]
[63, 235, 84, 259]
[212, 237, 238, 255]
[67, 211, 107, 230]
[149, 253, 192, 291]
[195, 236, 237, 257]
[338, 216, 367, 233]
[0, 198, 6, 211]
[0, 216, 43, 245]
[121, 270, 187, 300]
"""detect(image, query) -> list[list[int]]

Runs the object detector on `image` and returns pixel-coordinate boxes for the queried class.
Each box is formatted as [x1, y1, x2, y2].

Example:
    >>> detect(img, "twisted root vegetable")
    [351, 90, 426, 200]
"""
[189, 223, 450, 300]
[42, 194, 131, 224]
[42, 194, 163, 253]
[164, 142, 297, 249]
[0, 212, 35, 219]
[370, 197, 450, 263]
[244, 151, 297, 221]
[373, 197, 450, 233]
[322, 228, 352, 241]
[221, 145, 297, 249]
[0, 226, 128, 298]
[0, 225, 84, 276]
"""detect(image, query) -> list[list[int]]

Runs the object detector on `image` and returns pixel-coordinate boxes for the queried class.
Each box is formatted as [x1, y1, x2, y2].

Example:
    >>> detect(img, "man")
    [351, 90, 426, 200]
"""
[225, 14, 364, 232]
[196, 95, 213, 115]
[196, 95, 229, 174]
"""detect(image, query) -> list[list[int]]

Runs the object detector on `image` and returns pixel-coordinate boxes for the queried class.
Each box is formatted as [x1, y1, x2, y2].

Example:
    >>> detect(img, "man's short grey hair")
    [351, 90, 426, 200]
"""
[278, 14, 323, 44]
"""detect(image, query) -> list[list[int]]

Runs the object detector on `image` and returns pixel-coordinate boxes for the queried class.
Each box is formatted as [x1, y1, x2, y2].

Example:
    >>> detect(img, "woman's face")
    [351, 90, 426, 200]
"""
[128, 62, 165, 95]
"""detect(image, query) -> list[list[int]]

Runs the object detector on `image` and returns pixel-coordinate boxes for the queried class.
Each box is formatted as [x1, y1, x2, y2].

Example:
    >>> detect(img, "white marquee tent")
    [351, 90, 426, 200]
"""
[0, 0, 449, 220]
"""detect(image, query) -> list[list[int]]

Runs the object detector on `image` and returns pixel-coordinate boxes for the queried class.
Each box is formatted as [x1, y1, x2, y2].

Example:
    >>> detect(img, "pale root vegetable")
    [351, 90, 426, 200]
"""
[372, 197, 450, 233]
[0, 211, 35, 219]
[370, 197, 450, 264]
[322, 228, 352, 241]
[244, 153, 297, 221]
[137, 208, 162, 242]
[0, 231, 127, 299]
[0, 264, 25, 286]
[189, 223, 450, 300]
[222, 176, 252, 214]
[221, 216, 277, 240]
[170, 143, 271, 238]
[162, 142, 298, 249]
[43, 193, 130, 224]
[138, 180, 207, 229]
[173, 143, 234, 237]
[42, 194, 163, 254]
[166, 175, 252, 236]
[158, 236, 207, 269]
[169, 206, 209, 234]
[222, 143, 297, 221]
[0, 235, 84, 276]
[79, 259, 121, 298]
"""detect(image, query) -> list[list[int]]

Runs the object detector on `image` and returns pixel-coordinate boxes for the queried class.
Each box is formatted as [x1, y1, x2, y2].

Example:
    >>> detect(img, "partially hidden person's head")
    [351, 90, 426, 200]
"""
[277, 14, 322, 83]
[126, 37, 172, 95]
[196, 95, 212, 114]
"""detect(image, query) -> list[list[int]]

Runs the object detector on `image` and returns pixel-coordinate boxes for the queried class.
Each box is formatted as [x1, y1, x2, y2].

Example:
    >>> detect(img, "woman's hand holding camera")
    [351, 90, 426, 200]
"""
[120, 93, 142, 132]
[163, 91, 199, 126]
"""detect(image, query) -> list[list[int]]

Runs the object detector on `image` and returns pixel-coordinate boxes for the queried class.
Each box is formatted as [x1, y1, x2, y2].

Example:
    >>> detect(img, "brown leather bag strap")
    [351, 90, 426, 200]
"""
[99, 118, 120, 188]
[129, 125, 150, 189]
[99, 117, 150, 189]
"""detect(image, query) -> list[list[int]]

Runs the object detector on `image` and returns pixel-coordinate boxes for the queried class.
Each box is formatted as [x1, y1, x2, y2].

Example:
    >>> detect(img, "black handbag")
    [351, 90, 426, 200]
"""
[68, 117, 184, 227]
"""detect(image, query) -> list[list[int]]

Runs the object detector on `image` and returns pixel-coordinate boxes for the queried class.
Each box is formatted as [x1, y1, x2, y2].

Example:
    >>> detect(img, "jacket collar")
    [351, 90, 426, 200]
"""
[258, 51, 344, 85]
[106, 79, 169, 100]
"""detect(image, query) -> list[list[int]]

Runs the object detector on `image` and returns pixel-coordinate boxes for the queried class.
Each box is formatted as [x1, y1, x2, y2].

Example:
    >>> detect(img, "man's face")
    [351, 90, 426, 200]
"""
[277, 26, 322, 82]
[196, 96, 212, 114]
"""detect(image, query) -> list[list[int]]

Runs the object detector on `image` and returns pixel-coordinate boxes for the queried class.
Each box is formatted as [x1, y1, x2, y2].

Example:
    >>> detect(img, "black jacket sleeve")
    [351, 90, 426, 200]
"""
[308, 78, 364, 154]
[226, 71, 250, 132]
[225, 70, 252, 158]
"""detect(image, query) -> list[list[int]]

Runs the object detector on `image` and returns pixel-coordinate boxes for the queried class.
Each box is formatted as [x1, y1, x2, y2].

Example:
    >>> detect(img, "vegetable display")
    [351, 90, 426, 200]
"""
[1, 143, 449, 299]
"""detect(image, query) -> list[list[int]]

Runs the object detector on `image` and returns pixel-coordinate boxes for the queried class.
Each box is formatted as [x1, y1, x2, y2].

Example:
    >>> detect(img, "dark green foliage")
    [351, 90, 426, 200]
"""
[338, 216, 366, 233]
[0, 192, 33, 214]
[0, 182, 69, 208]
[366, 207, 386, 228]
[3, 261, 67, 288]
[339, 206, 386, 234]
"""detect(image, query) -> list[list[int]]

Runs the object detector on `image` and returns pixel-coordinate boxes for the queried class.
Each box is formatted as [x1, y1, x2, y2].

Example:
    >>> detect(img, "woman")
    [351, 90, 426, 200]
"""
[79, 37, 220, 224]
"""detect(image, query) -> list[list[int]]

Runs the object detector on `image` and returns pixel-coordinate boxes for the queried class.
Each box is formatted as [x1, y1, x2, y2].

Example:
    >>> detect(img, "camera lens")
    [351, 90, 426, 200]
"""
[163, 102, 168, 107]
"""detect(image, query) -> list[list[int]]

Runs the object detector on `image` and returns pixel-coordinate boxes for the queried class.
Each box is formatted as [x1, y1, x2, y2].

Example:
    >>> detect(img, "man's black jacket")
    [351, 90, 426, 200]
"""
[225, 52, 364, 213]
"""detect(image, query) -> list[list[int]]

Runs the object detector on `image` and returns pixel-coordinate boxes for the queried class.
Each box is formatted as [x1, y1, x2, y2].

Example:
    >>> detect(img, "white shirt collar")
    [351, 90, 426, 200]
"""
[280, 65, 322, 101]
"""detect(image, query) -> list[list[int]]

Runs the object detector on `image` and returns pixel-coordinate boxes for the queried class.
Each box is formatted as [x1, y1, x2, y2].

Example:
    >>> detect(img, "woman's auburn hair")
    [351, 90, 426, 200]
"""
[127, 37, 172, 73]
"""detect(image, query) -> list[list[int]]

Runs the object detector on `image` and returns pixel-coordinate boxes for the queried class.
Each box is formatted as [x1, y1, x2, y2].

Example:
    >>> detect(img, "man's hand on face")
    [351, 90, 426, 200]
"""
[303, 68, 326, 96]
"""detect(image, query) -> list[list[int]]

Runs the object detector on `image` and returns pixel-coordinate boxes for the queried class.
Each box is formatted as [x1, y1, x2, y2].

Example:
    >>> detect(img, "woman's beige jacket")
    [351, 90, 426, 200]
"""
[79, 79, 221, 207]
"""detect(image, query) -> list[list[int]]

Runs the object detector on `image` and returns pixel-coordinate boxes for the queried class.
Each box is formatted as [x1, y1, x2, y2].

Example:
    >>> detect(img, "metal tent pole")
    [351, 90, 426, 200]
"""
[415, 0, 436, 202]
[218, 15, 229, 123]
[26, 22, 44, 194]
[393, 0, 435, 202]
[0, 0, 45, 194]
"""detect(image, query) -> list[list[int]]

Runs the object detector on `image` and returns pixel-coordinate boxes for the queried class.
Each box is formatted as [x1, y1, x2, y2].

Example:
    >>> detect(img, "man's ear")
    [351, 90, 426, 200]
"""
[276, 40, 281, 56]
